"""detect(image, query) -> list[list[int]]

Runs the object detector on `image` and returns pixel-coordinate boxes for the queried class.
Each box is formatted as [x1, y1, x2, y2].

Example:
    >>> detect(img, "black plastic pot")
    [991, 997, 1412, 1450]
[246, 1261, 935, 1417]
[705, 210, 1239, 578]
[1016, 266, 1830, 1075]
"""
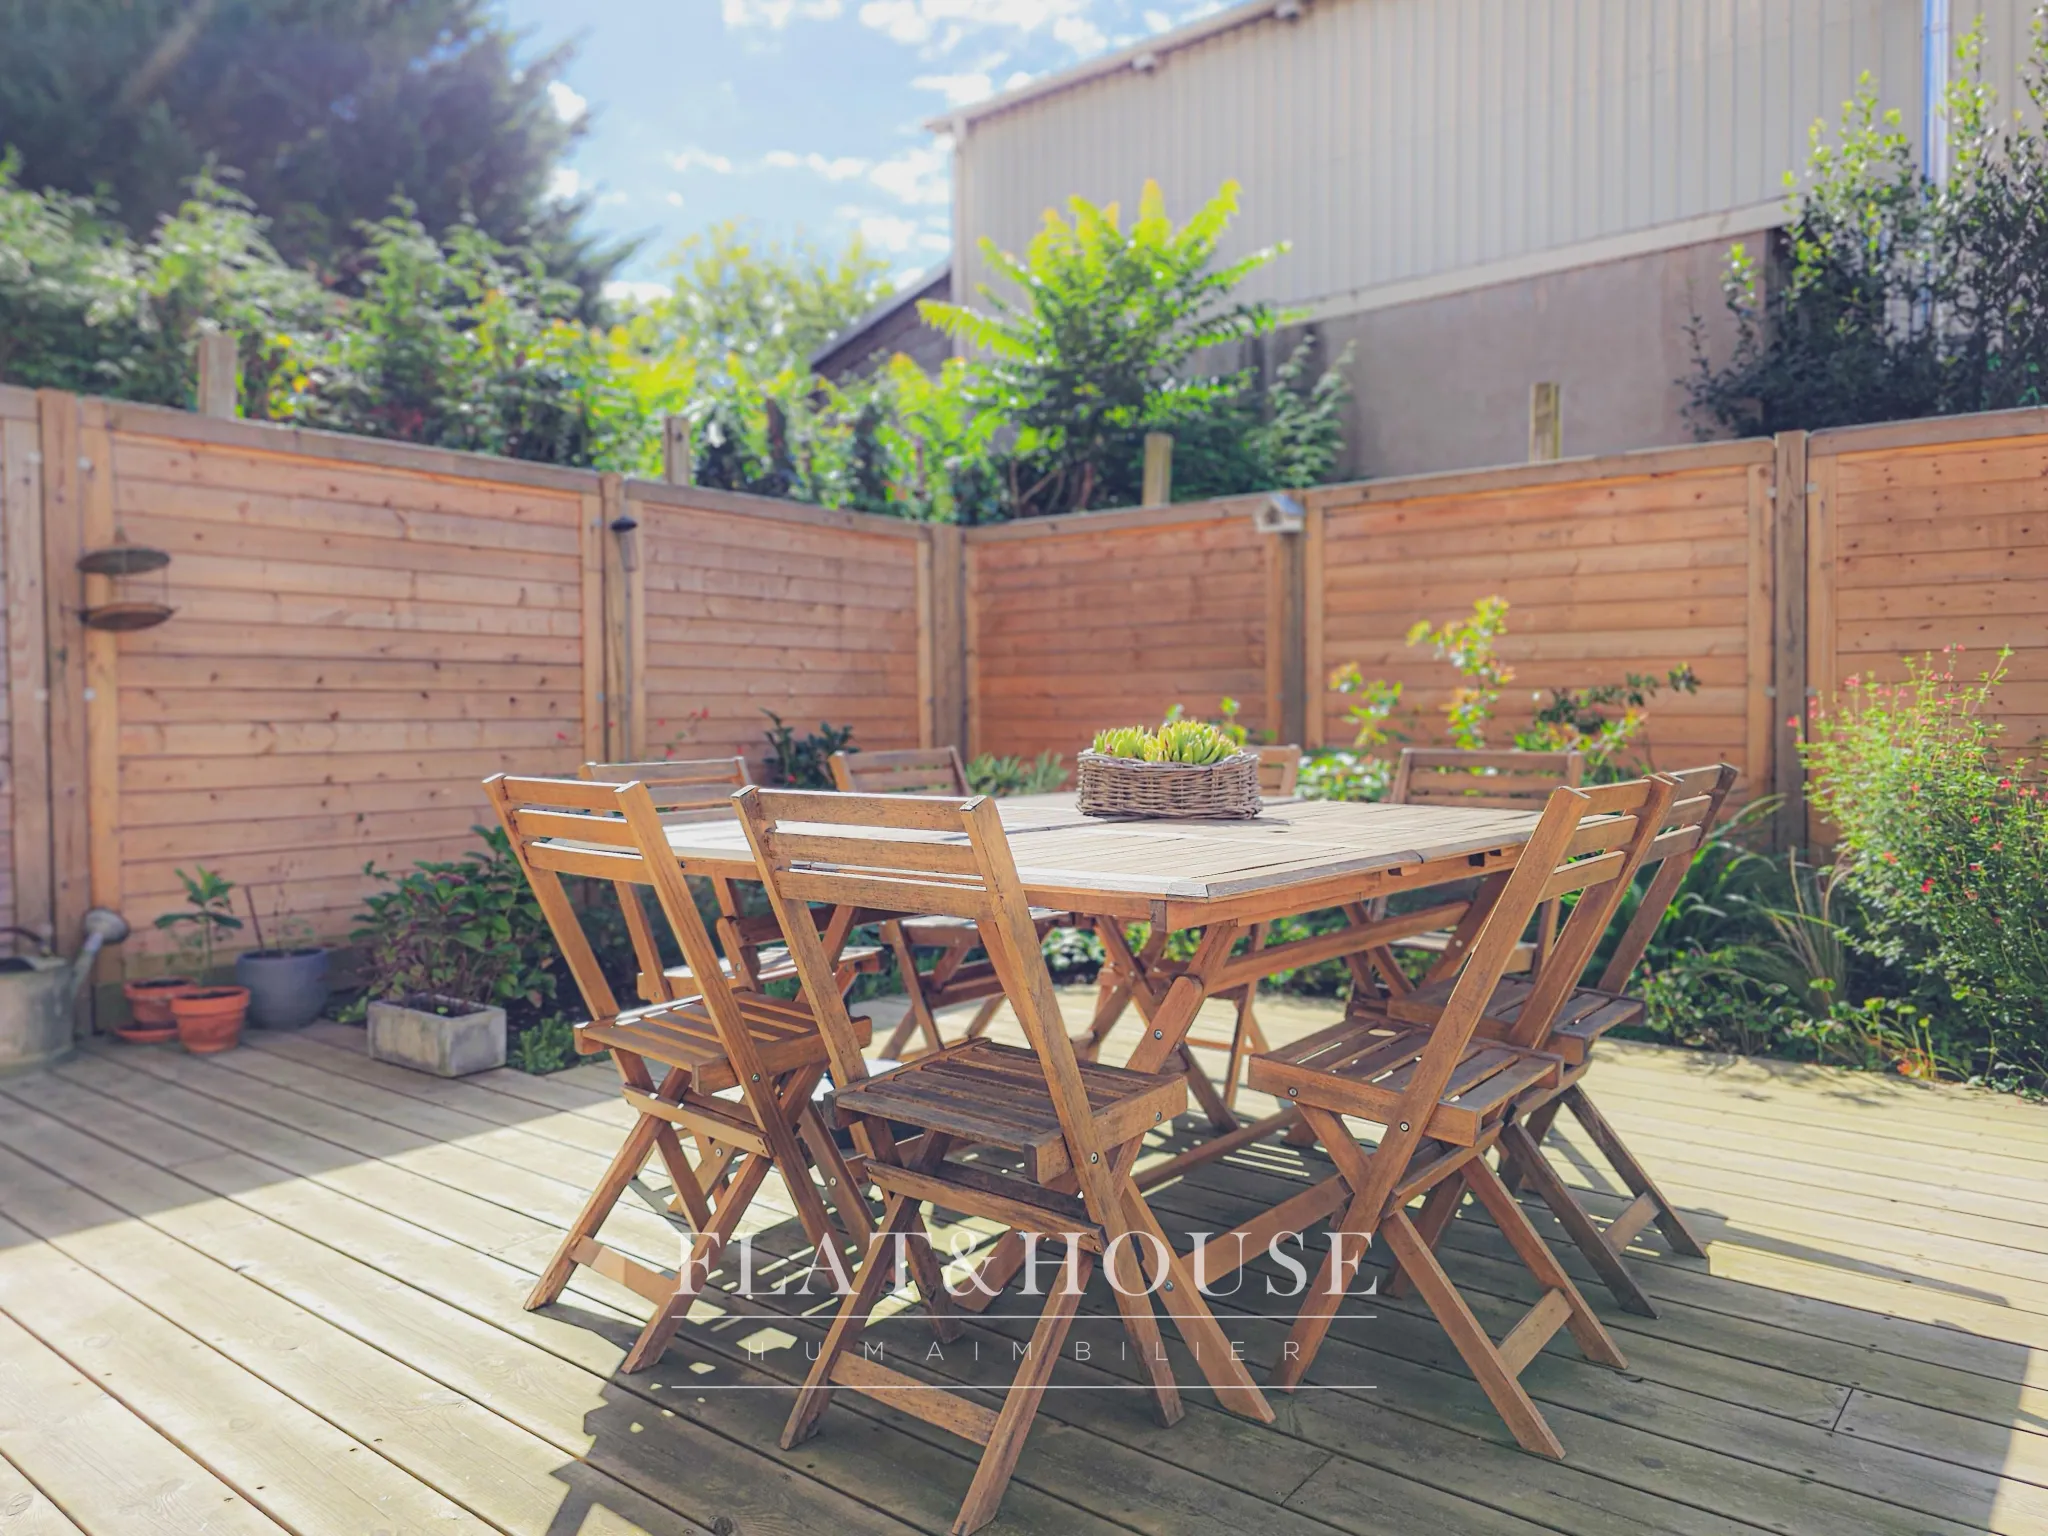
[233, 947, 331, 1030]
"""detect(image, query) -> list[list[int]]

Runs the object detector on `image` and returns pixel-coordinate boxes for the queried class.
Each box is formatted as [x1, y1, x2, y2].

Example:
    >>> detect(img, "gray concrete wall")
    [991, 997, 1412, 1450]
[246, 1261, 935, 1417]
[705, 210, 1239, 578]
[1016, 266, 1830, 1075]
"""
[1317, 234, 1752, 480]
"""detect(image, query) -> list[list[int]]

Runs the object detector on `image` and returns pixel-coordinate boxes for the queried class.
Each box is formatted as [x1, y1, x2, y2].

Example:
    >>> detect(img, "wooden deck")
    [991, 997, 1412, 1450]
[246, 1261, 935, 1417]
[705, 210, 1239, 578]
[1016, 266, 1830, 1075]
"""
[1, 992, 2044, 1536]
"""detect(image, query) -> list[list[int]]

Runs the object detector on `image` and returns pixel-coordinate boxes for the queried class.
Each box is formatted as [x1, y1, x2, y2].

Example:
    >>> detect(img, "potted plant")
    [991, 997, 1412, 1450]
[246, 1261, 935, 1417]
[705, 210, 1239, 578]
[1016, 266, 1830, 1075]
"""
[232, 887, 330, 1029]
[351, 828, 555, 1076]
[1077, 720, 1261, 819]
[118, 974, 196, 1043]
[154, 867, 249, 1053]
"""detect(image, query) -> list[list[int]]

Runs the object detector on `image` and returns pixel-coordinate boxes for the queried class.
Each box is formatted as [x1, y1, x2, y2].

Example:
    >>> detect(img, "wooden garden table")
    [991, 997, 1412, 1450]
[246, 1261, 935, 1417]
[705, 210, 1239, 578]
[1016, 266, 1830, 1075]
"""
[661, 792, 1545, 1172]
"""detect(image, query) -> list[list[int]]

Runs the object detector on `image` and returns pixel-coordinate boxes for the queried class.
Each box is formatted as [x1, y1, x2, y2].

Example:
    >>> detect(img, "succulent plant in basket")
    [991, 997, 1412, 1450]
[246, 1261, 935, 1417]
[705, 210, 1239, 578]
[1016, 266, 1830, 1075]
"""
[1078, 720, 1260, 818]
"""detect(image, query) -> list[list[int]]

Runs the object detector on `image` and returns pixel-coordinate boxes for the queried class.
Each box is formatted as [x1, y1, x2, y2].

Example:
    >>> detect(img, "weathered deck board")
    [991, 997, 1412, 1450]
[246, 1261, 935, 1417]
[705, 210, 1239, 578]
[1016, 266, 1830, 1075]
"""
[0, 993, 2043, 1536]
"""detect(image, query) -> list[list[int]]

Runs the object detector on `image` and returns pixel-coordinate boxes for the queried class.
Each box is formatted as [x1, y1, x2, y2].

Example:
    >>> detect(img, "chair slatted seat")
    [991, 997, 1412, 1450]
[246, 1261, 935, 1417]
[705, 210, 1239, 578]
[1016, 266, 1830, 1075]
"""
[828, 746, 1077, 1060]
[1246, 775, 1672, 1459]
[580, 757, 883, 998]
[484, 773, 879, 1375]
[1368, 763, 1741, 1317]
[737, 785, 1271, 1536]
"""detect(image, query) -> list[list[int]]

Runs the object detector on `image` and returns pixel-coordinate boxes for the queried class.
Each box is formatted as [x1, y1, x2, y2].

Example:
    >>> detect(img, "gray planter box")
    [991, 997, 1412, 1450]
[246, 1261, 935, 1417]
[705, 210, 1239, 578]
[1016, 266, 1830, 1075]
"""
[366, 994, 505, 1077]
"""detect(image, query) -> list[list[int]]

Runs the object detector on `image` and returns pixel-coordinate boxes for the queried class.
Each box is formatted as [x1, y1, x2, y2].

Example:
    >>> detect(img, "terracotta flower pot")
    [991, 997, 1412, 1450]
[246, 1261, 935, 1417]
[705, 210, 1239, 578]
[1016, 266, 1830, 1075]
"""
[119, 976, 198, 1043]
[171, 985, 249, 1054]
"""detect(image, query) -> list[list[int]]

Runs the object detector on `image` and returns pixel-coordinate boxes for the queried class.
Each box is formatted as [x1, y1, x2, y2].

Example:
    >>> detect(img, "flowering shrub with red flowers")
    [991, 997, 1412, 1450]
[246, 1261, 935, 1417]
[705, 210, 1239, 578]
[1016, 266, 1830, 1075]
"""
[1804, 649, 2048, 1086]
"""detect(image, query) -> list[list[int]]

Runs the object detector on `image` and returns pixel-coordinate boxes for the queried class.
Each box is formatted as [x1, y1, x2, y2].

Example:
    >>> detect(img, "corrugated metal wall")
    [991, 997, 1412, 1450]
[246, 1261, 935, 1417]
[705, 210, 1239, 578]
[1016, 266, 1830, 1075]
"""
[955, 0, 2041, 313]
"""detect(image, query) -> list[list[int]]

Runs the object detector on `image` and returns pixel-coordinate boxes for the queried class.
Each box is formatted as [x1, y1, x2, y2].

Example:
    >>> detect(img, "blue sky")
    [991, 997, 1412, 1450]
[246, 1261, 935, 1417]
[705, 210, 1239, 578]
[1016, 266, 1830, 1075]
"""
[500, 0, 1222, 294]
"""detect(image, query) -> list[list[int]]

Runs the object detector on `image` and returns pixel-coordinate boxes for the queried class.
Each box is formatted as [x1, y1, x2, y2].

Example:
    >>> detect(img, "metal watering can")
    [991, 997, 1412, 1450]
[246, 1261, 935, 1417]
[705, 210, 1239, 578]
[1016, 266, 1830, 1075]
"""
[0, 909, 130, 1076]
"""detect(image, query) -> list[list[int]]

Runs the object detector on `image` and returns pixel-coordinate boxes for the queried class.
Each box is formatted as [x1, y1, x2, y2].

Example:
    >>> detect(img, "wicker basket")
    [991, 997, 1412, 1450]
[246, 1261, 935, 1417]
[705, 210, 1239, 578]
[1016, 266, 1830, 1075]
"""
[1075, 749, 1263, 820]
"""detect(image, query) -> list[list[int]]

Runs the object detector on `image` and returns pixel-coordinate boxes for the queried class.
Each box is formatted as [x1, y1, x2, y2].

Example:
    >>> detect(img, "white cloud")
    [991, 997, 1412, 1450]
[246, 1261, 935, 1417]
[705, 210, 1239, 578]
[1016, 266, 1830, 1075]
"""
[1052, 14, 1105, 51]
[724, 0, 843, 26]
[868, 144, 950, 206]
[763, 150, 873, 180]
[547, 81, 587, 122]
[1144, 9, 1172, 31]
[546, 166, 582, 201]
[665, 191, 686, 207]
[853, 212, 921, 253]
[670, 147, 736, 174]
[605, 279, 669, 306]
[912, 71, 995, 106]
[856, 0, 1103, 52]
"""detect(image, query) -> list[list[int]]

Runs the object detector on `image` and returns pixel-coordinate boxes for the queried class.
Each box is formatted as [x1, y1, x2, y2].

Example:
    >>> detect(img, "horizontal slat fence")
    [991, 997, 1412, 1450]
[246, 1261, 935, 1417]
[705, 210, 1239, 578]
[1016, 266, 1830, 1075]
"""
[965, 497, 1279, 757]
[1307, 442, 1774, 786]
[5, 383, 2048, 1022]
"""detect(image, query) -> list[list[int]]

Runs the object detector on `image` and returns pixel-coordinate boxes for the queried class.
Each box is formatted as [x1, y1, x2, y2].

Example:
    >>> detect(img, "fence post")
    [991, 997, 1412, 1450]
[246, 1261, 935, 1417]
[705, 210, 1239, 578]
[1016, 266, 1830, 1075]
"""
[578, 485, 607, 766]
[1771, 430, 1810, 852]
[1261, 500, 1310, 748]
[1142, 432, 1174, 506]
[3, 400, 53, 957]
[601, 475, 645, 760]
[919, 523, 968, 756]
[663, 416, 693, 484]
[35, 392, 92, 1012]
[196, 331, 238, 419]
[1528, 382, 1562, 461]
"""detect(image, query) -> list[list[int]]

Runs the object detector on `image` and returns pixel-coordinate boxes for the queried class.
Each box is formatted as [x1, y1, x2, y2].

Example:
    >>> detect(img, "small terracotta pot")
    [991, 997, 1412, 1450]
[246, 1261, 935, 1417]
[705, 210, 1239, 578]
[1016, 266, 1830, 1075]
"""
[171, 985, 249, 1054]
[119, 976, 198, 1043]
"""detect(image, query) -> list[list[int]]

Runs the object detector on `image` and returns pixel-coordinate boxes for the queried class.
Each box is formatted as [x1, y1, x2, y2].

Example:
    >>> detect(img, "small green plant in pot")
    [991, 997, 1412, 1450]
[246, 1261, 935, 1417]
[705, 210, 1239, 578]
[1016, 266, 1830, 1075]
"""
[154, 867, 249, 1053]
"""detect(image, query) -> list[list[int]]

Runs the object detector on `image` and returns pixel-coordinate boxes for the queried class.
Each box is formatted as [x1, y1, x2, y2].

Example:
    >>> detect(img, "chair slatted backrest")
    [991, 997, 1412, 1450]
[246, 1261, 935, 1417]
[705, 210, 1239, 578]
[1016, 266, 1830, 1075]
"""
[582, 757, 750, 818]
[1596, 762, 1740, 994]
[1388, 746, 1585, 959]
[734, 787, 1121, 1193]
[1391, 747, 1584, 810]
[1257, 745, 1302, 798]
[484, 774, 653, 1036]
[1398, 776, 1675, 1113]
[828, 747, 969, 796]
[485, 773, 779, 1083]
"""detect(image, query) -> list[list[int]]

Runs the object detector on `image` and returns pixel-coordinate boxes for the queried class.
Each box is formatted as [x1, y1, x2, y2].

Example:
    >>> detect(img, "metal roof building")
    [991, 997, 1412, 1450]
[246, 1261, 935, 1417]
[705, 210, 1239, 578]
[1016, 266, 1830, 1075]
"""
[934, 0, 2041, 477]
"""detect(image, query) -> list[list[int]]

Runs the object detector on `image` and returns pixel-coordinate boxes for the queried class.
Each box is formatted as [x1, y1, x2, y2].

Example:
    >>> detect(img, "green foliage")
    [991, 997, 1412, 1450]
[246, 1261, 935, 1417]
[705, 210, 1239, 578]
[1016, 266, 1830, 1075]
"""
[1803, 648, 2048, 1083]
[1406, 596, 1514, 749]
[1688, 21, 2048, 435]
[351, 826, 558, 1018]
[1296, 749, 1393, 803]
[271, 210, 678, 470]
[154, 866, 244, 977]
[0, 0, 611, 295]
[0, 161, 330, 406]
[644, 222, 892, 384]
[1516, 667, 1701, 774]
[762, 712, 856, 789]
[965, 752, 1069, 796]
[510, 1015, 579, 1075]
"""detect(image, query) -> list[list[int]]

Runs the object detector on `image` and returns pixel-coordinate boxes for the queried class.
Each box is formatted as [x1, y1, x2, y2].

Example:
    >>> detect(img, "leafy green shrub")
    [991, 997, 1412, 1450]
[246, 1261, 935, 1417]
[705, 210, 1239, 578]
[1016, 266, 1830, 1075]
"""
[966, 752, 1068, 796]
[1804, 648, 2048, 1084]
[761, 712, 855, 789]
[1090, 719, 1241, 764]
[510, 1015, 579, 1075]
[352, 826, 557, 1022]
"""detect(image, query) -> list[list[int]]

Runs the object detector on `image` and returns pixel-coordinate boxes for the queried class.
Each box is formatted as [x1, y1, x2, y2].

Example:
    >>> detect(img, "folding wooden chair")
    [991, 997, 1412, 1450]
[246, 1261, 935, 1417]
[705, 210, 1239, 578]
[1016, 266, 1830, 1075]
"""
[581, 756, 883, 1003]
[1380, 763, 1739, 1316]
[1256, 744, 1302, 797]
[1369, 747, 1585, 984]
[1245, 775, 1672, 1457]
[827, 746, 1075, 1059]
[736, 786, 1273, 1536]
[483, 774, 877, 1373]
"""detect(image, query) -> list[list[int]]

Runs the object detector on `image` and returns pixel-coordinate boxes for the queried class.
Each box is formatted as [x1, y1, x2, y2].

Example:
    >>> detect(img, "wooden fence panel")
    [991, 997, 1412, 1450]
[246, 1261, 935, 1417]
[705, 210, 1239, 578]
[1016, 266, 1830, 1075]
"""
[1309, 444, 1776, 785]
[629, 483, 927, 775]
[101, 407, 598, 964]
[0, 385, 36, 941]
[965, 500, 1276, 760]
[1812, 415, 2048, 760]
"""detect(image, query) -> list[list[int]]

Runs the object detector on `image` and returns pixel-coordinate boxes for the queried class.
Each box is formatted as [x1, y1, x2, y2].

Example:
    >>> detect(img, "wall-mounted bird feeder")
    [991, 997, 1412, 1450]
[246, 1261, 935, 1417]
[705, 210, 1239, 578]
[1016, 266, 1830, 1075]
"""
[79, 543, 175, 631]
